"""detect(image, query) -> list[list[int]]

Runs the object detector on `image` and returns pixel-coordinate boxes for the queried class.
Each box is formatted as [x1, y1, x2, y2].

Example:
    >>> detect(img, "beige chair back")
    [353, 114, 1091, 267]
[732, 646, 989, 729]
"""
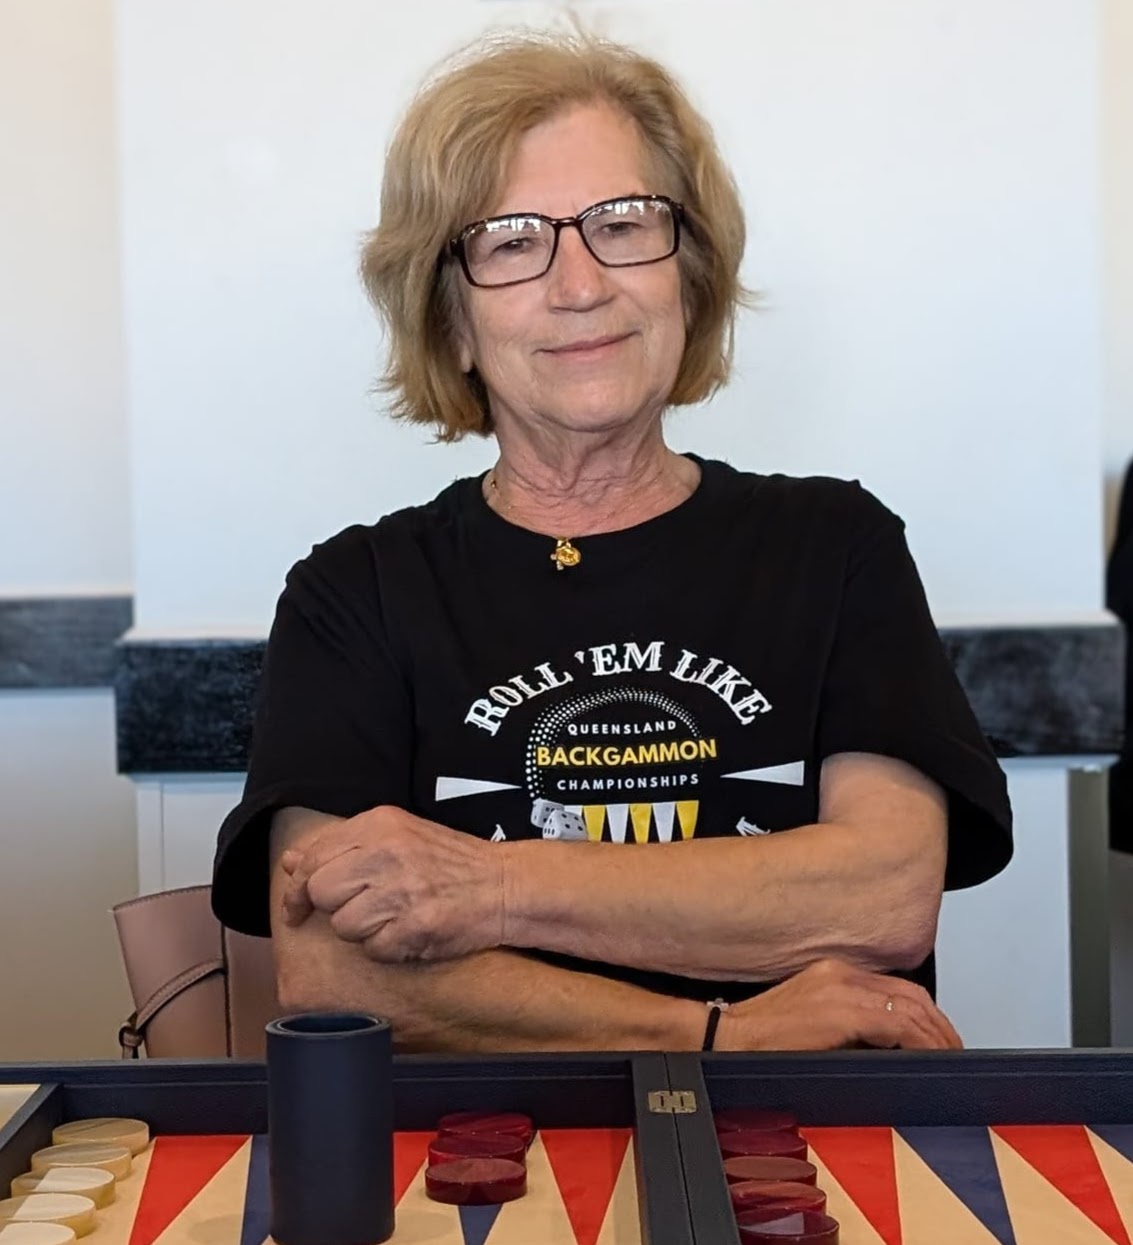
[113, 885, 279, 1058]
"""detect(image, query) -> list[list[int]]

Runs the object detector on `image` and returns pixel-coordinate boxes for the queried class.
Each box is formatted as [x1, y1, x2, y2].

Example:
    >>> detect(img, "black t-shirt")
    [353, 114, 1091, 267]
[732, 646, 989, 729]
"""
[213, 456, 1012, 1001]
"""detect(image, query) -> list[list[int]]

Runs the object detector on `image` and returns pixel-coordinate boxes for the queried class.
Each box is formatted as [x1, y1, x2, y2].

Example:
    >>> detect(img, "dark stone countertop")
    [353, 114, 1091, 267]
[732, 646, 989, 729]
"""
[0, 596, 133, 688]
[114, 623, 1124, 774]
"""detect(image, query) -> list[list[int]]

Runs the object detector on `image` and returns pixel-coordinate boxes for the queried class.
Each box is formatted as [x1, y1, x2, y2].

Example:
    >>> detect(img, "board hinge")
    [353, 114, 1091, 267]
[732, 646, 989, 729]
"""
[647, 1089, 698, 1114]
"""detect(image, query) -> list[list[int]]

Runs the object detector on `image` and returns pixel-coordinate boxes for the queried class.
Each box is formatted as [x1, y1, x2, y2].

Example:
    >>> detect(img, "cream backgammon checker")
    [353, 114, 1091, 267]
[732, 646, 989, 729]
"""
[29, 1145, 130, 1181]
[0, 1195, 95, 1238]
[50, 1121, 148, 1158]
[0, 1119, 145, 1243]
[0, 1223, 77, 1244]
[10, 1171, 114, 1210]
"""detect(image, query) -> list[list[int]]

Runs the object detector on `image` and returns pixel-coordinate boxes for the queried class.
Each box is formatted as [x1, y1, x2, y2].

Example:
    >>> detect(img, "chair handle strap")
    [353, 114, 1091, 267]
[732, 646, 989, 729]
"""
[119, 957, 225, 1058]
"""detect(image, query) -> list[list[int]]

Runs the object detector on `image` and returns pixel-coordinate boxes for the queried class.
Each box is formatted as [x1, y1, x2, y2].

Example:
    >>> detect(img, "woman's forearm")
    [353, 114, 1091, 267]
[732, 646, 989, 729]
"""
[270, 805, 704, 1051]
[273, 910, 704, 1053]
[500, 819, 945, 982]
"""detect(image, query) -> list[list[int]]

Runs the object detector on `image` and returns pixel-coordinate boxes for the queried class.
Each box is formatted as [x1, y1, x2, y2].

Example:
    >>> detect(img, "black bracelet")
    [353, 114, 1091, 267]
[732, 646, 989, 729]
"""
[702, 1000, 728, 1051]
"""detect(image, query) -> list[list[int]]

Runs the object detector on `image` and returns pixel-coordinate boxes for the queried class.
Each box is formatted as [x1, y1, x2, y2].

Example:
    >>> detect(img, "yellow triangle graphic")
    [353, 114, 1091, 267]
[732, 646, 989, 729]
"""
[676, 801, 699, 840]
[583, 806, 606, 842]
[629, 804, 652, 844]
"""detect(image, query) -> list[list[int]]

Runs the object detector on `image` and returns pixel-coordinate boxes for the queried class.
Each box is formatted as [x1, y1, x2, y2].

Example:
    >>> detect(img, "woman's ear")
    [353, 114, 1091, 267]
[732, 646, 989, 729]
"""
[451, 291, 476, 374]
[457, 330, 474, 374]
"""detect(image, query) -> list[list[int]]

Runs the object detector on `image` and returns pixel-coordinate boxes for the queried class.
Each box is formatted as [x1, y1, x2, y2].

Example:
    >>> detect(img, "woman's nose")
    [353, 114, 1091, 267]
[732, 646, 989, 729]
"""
[545, 225, 611, 308]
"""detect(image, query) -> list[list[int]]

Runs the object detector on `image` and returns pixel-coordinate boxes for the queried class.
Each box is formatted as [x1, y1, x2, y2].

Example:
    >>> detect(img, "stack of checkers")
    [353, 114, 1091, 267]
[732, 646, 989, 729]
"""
[423, 1110, 535, 1206]
[713, 1109, 839, 1244]
[0, 1118, 149, 1242]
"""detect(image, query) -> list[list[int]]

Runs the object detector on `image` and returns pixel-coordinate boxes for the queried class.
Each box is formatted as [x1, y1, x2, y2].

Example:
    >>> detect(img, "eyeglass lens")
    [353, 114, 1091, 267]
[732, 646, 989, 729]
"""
[463, 198, 677, 286]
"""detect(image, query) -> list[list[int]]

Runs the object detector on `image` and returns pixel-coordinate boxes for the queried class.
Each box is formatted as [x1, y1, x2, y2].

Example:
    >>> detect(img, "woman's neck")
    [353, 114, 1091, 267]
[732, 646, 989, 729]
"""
[485, 429, 700, 538]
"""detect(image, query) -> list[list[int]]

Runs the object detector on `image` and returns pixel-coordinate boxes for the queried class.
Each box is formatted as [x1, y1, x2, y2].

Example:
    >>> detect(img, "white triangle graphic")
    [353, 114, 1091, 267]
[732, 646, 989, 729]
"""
[606, 804, 629, 844]
[654, 802, 676, 843]
[434, 776, 522, 802]
[722, 761, 805, 787]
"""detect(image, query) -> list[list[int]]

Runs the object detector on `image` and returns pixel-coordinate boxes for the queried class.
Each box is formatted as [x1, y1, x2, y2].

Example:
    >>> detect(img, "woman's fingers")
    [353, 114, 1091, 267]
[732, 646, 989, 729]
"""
[883, 979, 964, 1050]
[857, 977, 963, 1050]
[722, 959, 964, 1052]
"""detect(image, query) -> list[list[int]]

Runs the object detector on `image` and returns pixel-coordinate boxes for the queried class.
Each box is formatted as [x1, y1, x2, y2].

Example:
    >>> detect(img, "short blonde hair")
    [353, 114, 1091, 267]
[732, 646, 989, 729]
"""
[359, 30, 749, 442]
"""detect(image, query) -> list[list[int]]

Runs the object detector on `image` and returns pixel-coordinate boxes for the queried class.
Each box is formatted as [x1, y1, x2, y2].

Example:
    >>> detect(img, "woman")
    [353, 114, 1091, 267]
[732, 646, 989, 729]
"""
[212, 31, 1012, 1052]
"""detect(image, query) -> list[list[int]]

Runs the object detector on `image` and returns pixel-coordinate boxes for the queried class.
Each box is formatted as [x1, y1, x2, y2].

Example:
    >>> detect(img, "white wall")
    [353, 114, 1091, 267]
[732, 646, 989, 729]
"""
[1, 0, 131, 593]
[1101, 0, 1133, 1044]
[0, 693, 136, 1060]
[0, 0, 135, 1058]
[117, 0, 1104, 632]
[1103, 0, 1133, 546]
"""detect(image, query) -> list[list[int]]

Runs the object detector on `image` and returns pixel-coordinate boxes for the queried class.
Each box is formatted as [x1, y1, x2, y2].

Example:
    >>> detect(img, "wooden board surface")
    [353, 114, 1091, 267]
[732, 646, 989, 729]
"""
[0, 1087, 39, 1133]
[28, 1129, 641, 1245]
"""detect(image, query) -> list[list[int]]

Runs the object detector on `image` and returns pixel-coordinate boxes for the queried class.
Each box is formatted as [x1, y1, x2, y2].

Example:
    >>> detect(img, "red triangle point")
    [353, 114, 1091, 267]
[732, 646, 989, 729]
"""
[802, 1126, 903, 1245]
[127, 1134, 249, 1245]
[993, 1124, 1131, 1245]
[540, 1127, 631, 1245]
[393, 1131, 434, 1205]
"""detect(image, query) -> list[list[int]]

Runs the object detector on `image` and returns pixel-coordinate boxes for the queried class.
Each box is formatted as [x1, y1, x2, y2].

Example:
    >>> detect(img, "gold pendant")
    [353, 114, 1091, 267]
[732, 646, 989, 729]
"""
[551, 538, 581, 570]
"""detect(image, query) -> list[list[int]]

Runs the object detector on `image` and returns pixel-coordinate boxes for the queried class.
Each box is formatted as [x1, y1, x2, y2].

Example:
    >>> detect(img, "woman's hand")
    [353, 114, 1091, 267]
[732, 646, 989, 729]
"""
[279, 805, 506, 962]
[715, 958, 963, 1051]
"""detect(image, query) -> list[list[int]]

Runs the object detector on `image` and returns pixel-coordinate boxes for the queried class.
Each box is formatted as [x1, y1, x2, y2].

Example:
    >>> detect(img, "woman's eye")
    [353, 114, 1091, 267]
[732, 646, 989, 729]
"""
[493, 237, 535, 255]
[598, 220, 642, 237]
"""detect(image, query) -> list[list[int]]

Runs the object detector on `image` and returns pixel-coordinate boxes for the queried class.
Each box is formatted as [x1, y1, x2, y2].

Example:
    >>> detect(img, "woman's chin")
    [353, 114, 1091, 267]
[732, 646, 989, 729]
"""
[531, 387, 666, 437]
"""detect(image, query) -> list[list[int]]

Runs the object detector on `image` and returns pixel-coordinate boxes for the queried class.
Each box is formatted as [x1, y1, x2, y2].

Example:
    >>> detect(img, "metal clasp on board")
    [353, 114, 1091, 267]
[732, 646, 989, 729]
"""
[647, 1090, 698, 1114]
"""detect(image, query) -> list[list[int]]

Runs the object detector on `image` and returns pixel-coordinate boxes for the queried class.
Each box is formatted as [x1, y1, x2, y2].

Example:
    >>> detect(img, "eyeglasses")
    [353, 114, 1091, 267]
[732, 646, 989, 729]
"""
[448, 195, 684, 289]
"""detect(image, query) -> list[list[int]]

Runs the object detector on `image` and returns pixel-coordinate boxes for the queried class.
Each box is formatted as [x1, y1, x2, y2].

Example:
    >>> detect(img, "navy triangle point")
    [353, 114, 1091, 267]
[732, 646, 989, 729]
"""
[897, 1126, 1017, 1245]
[458, 1201, 505, 1245]
[1091, 1124, 1133, 1167]
[240, 1134, 271, 1245]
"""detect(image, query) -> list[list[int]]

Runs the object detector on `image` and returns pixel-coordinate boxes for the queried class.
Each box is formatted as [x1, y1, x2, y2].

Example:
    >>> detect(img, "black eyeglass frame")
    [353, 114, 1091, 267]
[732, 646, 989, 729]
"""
[447, 194, 685, 289]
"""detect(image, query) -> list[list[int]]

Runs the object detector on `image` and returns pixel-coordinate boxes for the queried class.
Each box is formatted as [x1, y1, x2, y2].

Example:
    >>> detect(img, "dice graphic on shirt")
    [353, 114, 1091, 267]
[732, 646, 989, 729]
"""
[530, 799, 557, 829]
[532, 800, 588, 841]
[563, 812, 588, 841]
[544, 808, 588, 842]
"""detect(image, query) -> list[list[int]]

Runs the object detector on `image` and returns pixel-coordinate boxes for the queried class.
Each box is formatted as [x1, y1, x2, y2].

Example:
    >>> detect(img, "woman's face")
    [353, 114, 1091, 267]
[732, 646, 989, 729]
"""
[454, 102, 686, 443]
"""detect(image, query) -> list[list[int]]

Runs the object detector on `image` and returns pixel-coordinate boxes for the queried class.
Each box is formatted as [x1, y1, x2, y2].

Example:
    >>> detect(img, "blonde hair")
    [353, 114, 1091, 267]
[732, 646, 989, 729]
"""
[359, 30, 749, 441]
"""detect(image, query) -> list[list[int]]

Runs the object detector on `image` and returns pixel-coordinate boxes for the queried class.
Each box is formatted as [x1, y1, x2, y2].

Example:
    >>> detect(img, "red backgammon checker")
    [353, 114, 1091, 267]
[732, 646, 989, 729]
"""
[736, 1208, 840, 1243]
[718, 1130, 809, 1161]
[724, 1156, 819, 1187]
[714, 1109, 800, 1136]
[424, 1158, 527, 1206]
[729, 1181, 827, 1215]
[427, 1133, 527, 1167]
[436, 1111, 535, 1147]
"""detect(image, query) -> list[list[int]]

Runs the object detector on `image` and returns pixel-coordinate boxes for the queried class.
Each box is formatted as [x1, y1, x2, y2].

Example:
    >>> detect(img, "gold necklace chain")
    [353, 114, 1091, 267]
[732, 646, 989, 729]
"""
[487, 470, 582, 571]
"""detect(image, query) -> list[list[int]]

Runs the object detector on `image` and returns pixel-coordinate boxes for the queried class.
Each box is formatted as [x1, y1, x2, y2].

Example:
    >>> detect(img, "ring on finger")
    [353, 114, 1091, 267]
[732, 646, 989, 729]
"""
[885, 996, 895, 1013]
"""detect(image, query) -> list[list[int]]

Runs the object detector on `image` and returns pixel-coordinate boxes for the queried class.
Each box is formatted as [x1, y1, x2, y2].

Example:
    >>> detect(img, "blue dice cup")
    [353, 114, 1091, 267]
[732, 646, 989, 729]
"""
[267, 1013, 394, 1245]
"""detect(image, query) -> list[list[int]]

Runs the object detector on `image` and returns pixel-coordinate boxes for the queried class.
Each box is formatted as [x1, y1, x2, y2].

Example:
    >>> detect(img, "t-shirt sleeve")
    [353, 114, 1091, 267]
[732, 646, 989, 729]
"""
[212, 528, 413, 936]
[815, 487, 1013, 890]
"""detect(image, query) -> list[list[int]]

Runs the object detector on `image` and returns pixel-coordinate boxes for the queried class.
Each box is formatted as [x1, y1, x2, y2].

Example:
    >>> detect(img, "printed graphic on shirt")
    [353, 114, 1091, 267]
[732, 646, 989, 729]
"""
[439, 637, 805, 844]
